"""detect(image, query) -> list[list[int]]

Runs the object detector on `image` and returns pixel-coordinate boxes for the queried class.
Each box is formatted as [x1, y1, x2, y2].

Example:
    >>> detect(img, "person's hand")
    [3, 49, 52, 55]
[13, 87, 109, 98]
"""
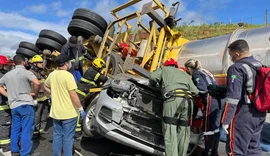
[222, 124, 229, 134]
[79, 107, 86, 121]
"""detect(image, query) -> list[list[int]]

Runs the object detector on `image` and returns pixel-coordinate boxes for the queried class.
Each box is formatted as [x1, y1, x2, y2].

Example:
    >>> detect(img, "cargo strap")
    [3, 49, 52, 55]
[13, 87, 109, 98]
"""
[75, 89, 86, 97]
[163, 88, 193, 127]
[0, 139, 10, 145]
[70, 56, 84, 62]
[0, 104, 10, 111]
[80, 78, 97, 87]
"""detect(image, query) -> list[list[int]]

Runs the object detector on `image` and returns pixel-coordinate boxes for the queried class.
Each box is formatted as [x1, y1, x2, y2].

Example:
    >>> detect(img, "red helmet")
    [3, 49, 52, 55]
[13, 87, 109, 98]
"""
[164, 58, 178, 68]
[119, 42, 128, 50]
[0, 55, 7, 65]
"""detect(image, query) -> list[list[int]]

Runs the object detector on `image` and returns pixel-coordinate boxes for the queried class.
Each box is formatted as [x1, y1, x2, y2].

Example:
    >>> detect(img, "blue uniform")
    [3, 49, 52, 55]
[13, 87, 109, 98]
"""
[192, 69, 225, 155]
[222, 56, 266, 156]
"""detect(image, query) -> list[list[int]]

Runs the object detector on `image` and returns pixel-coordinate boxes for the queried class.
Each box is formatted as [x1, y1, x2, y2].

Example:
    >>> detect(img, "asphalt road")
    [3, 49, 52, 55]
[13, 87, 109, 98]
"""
[1, 118, 270, 156]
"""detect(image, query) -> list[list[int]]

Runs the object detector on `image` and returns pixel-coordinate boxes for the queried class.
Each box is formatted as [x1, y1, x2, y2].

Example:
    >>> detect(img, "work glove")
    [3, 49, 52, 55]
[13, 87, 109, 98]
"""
[79, 107, 86, 122]
[33, 100, 38, 107]
[222, 124, 229, 134]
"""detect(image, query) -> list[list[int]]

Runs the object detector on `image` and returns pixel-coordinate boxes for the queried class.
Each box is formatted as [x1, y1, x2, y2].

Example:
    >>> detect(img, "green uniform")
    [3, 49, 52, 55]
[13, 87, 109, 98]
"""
[150, 66, 199, 156]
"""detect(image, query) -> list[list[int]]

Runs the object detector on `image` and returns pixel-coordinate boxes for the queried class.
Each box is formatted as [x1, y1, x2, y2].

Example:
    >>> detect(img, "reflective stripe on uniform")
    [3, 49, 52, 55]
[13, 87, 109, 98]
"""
[70, 56, 84, 62]
[203, 128, 220, 136]
[0, 104, 9, 110]
[200, 70, 213, 85]
[94, 73, 100, 81]
[39, 79, 45, 83]
[242, 64, 254, 93]
[225, 98, 239, 105]
[75, 89, 86, 97]
[36, 96, 48, 102]
[0, 139, 10, 145]
[80, 78, 97, 87]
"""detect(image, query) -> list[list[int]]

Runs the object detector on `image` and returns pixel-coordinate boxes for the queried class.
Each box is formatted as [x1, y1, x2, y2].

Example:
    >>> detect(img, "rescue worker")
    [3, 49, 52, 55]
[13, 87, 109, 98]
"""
[61, 36, 95, 82]
[185, 59, 225, 156]
[74, 58, 108, 140]
[149, 58, 199, 156]
[29, 55, 49, 136]
[0, 55, 11, 155]
[222, 39, 266, 155]
[118, 42, 137, 60]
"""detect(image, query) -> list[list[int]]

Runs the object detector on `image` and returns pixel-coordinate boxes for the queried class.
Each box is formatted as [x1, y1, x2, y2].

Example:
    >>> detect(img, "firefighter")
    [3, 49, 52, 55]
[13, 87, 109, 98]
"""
[185, 59, 225, 156]
[30, 55, 49, 136]
[74, 58, 108, 140]
[61, 36, 95, 82]
[222, 40, 266, 155]
[149, 58, 199, 156]
[0, 55, 11, 155]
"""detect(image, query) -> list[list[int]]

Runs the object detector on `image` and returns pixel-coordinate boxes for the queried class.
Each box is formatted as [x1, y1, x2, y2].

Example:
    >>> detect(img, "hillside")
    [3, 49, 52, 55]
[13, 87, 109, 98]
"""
[174, 23, 265, 40]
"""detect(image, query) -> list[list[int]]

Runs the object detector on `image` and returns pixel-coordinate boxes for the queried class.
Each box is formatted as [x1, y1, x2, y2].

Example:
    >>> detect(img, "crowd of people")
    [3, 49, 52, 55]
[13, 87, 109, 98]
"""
[0, 38, 267, 156]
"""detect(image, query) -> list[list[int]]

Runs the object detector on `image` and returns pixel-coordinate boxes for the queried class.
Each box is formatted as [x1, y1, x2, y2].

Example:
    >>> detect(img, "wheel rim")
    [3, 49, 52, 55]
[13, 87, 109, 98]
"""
[85, 104, 96, 131]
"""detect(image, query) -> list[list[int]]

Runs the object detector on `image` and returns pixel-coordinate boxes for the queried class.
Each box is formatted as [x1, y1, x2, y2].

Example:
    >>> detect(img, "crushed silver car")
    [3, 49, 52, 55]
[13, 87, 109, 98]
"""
[83, 74, 203, 155]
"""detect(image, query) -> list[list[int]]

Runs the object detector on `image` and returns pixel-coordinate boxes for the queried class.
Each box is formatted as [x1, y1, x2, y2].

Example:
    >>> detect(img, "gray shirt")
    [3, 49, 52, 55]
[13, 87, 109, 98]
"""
[0, 65, 36, 109]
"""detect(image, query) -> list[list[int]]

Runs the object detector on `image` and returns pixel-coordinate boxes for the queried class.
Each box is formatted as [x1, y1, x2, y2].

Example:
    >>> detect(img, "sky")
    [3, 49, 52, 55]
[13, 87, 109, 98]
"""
[0, 0, 269, 56]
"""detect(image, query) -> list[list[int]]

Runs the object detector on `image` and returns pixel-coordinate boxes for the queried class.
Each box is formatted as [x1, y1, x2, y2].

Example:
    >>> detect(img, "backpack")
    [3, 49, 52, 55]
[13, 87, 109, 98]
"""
[240, 61, 270, 112]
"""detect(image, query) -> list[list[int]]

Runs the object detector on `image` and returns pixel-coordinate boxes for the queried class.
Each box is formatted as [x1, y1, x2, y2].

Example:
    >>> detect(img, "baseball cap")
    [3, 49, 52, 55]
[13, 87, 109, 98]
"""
[69, 36, 78, 47]
[55, 54, 72, 67]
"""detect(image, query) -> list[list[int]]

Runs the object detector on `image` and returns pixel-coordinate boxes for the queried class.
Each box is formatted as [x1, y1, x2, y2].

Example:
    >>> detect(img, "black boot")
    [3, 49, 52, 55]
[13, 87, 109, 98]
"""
[211, 133, 220, 156]
[204, 139, 215, 156]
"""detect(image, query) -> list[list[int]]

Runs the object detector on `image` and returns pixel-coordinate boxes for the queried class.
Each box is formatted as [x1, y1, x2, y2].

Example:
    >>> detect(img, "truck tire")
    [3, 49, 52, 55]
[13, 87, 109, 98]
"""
[103, 52, 124, 75]
[39, 29, 67, 45]
[82, 94, 102, 138]
[18, 42, 39, 53]
[67, 19, 104, 38]
[35, 38, 62, 52]
[72, 8, 107, 33]
[16, 48, 37, 59]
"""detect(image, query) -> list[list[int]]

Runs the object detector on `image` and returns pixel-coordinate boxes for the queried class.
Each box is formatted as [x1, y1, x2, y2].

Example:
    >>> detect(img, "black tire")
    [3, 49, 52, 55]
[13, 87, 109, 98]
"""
[36, 38, 63, 52]
[72, 8, 107, 33]
[103, 52, 124, 75]
[19, 42, 39, 53]
[16, 48, 37, 59]
[68, 19, 104, 38]
[39, 29, 67, 45]
[82, 95, 102, 138]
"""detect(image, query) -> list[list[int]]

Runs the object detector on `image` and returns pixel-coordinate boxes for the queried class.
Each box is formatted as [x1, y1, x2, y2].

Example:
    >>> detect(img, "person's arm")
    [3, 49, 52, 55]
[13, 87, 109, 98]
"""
[69, 90, 83, 109]
[61, 44, 68, 55]
[81, 44, 94, 61]
[149, 68, 162, 86]
[31, 78, 41, 97]
[221, 66, 244, 133]
[67, 73, 83, 109]
[44, 75, 51, 94]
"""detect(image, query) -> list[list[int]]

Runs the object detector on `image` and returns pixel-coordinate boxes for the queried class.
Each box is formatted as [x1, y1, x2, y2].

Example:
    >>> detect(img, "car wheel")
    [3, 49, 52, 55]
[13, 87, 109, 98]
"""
[103, 52, 124, 75]
[67, 19, 104, 38]
[35, 37, 63, 52]
[82, 95, 102, 138]
[39, 29, 67, 45]
[16, 48, 37, 59]
[18, 41, 39, 53]
[72, 8, 107, 33]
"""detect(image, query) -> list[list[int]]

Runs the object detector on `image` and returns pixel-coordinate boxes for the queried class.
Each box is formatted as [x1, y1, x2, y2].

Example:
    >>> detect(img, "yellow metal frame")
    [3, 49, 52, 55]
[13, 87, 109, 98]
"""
[95, 0, 190, 76]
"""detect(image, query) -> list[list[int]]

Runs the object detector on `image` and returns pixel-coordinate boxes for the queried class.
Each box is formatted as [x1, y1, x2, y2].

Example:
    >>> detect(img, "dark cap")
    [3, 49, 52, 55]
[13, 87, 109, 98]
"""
[55, 54, 72, 67]
[69, 36, 78, 47]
